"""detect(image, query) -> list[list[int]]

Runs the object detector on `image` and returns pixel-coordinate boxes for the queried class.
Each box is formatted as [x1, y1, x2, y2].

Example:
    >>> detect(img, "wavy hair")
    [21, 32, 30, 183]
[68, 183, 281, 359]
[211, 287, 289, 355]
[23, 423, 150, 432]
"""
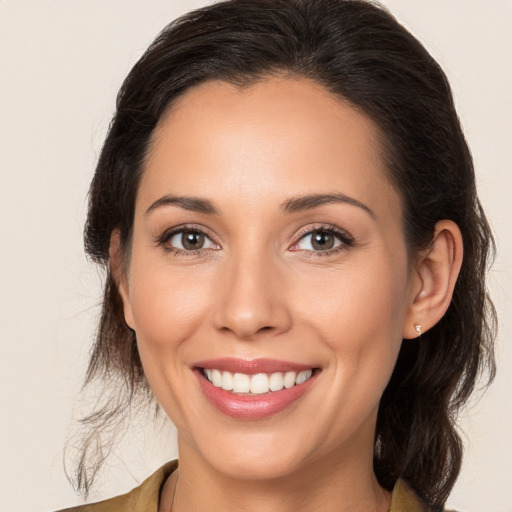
[74, 1, 496, 508]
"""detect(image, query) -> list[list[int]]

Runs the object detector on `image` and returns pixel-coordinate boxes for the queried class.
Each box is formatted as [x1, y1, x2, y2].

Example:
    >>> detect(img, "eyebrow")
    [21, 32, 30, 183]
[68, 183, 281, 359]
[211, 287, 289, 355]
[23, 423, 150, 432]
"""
[281, 193, 375, 219]
[145, 194, 219, 215]
[145, 192, 375, 219]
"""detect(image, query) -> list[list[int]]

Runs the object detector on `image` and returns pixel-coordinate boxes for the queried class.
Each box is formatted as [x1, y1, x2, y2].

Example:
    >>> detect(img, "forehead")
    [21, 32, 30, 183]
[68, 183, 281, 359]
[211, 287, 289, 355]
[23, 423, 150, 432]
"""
[140, 77, 401, 221]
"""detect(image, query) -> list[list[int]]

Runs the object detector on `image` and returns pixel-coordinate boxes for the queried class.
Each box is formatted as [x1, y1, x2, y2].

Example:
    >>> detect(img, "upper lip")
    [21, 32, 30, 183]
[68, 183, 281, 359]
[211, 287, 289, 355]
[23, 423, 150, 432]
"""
[194, 358, 316, 375]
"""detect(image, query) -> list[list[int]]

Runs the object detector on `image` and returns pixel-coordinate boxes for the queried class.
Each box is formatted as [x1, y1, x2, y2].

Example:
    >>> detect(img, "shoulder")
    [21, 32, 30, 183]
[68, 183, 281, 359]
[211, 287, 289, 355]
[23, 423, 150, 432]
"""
[390, 479, 459, 512]
[54, 460, 178, 512]
[389, 479, 430, 512]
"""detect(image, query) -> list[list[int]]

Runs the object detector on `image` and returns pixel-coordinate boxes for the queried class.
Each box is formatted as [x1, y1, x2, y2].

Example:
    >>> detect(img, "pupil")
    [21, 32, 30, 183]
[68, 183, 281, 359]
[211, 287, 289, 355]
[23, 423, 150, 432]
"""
[312, 230, 334, 250]
[182, 231, 204, 250]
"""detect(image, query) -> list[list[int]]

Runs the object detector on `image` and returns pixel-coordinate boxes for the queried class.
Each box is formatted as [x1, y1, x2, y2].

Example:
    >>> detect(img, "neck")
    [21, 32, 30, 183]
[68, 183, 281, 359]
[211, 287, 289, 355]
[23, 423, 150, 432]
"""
[164, 445, 390, 512]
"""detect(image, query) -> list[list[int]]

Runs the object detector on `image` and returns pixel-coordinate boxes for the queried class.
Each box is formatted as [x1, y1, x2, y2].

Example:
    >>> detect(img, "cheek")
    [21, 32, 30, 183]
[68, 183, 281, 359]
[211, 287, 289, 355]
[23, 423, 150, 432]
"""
[301, 263, 409, 435]
[127, 256, 214, 354]
[297, 258, 408, 336]
[294, 255, 409, 382]
[125, 253, 217, 424]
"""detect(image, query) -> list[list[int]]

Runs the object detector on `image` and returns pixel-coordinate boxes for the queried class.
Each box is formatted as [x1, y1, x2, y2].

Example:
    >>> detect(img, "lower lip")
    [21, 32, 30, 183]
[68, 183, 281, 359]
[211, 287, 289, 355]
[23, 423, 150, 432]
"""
[195, 369, 318, 420]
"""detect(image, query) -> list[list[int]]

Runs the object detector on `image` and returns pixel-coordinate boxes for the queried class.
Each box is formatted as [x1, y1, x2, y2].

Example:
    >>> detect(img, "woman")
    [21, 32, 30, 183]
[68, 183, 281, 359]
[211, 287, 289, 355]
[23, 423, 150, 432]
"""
[61, 0, 496, 510]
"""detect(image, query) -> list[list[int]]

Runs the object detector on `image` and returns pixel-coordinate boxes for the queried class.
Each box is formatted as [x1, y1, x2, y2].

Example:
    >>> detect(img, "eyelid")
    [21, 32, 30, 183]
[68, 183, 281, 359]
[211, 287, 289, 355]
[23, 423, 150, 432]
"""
[157, 224, 221, 253]
[155, 222, 353, 257]
[289, 223, 354, 254]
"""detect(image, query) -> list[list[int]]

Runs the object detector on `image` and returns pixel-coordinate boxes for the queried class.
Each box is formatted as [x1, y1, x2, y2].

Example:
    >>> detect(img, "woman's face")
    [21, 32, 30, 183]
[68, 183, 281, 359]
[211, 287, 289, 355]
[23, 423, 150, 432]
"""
[120, 77, 418, 481]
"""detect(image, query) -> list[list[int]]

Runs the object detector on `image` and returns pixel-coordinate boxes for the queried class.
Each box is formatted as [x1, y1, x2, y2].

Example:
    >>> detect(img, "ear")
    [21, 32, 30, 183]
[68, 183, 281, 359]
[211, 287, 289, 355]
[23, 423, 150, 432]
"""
[403, 220, 463, 339]
[109, 230, 135, 330]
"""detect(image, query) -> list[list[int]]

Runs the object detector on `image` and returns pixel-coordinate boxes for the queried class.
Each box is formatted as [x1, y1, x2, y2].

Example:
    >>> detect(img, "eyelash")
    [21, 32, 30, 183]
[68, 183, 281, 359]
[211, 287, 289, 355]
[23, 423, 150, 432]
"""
[157, 224, 220, 257]
[290, 224, 354, 258]
[157, 223, 354, 258]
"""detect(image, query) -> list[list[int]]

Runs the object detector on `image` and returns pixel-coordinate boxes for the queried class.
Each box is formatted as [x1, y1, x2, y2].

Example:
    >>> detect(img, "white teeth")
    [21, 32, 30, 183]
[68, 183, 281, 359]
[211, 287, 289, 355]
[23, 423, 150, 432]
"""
[269, 372, 284, 391]
[211, 369, 222, 387]
[232, 373, 251, 393]
[250, 373, 269, 394]
[221, 371, 233, 391]
[284, 371, 296, 389]
[296, 369, 312, 385]
[203, 368, 314, 394]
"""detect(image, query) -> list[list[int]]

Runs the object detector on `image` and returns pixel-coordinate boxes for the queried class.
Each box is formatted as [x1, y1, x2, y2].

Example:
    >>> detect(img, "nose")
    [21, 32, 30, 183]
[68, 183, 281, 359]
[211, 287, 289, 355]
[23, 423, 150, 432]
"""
[212, 251, 292, 341]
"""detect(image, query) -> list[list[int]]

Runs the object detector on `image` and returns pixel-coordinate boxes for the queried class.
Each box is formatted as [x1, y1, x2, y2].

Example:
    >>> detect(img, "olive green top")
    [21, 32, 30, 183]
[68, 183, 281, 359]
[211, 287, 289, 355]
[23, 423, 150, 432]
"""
[58, 460, 429, 511]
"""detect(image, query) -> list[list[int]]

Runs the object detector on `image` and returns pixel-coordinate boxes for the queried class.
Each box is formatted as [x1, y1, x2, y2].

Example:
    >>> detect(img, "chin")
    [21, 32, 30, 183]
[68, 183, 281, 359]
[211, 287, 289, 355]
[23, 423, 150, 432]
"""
[208, 448, 307, 482]
[187, 423, 327, 483]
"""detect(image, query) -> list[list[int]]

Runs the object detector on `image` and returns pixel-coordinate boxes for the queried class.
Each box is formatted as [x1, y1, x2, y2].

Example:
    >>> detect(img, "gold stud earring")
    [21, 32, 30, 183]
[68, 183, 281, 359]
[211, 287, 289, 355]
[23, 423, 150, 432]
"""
[414, 324, 422, 337]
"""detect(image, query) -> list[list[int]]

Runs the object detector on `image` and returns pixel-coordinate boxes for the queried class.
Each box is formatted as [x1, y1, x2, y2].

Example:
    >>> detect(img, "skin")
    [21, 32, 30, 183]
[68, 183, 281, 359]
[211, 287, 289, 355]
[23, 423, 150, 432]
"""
[113, 77, 463, 512]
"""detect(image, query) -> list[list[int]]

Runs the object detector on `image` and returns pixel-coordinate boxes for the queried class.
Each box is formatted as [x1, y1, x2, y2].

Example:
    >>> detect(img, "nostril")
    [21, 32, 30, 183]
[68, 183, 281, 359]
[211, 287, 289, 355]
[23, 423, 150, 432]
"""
[212, 285, 292, 339]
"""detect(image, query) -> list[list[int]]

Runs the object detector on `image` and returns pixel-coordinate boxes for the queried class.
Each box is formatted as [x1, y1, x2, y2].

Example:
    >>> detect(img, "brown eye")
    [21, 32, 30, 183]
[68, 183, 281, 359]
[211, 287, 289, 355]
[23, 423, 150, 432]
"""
[166, 228, 219, 252]
[310, 230, 335, 250]
[182, 230, 205, 250]
[293, 226, 352, 253]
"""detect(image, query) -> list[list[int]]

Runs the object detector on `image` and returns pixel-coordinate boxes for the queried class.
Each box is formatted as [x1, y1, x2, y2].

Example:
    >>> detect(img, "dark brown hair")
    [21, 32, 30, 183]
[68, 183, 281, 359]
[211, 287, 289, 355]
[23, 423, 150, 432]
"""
[75, 0, 496, 508]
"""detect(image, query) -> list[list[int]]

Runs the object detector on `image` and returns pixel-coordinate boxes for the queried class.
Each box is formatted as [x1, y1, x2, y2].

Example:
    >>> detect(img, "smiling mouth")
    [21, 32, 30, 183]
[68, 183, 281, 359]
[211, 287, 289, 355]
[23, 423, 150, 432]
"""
[194, 359, 320, 419]
[201, 368, 315, 395]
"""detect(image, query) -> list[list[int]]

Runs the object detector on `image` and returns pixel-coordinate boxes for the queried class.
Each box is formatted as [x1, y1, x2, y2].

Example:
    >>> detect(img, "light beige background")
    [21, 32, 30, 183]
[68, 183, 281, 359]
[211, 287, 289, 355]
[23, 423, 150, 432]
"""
[0, 1, 511, 511]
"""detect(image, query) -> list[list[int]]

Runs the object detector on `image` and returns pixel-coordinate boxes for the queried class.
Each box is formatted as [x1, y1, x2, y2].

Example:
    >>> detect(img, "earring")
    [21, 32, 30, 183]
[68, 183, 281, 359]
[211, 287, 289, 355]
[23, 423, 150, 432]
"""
[414, 324, 422, 338]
